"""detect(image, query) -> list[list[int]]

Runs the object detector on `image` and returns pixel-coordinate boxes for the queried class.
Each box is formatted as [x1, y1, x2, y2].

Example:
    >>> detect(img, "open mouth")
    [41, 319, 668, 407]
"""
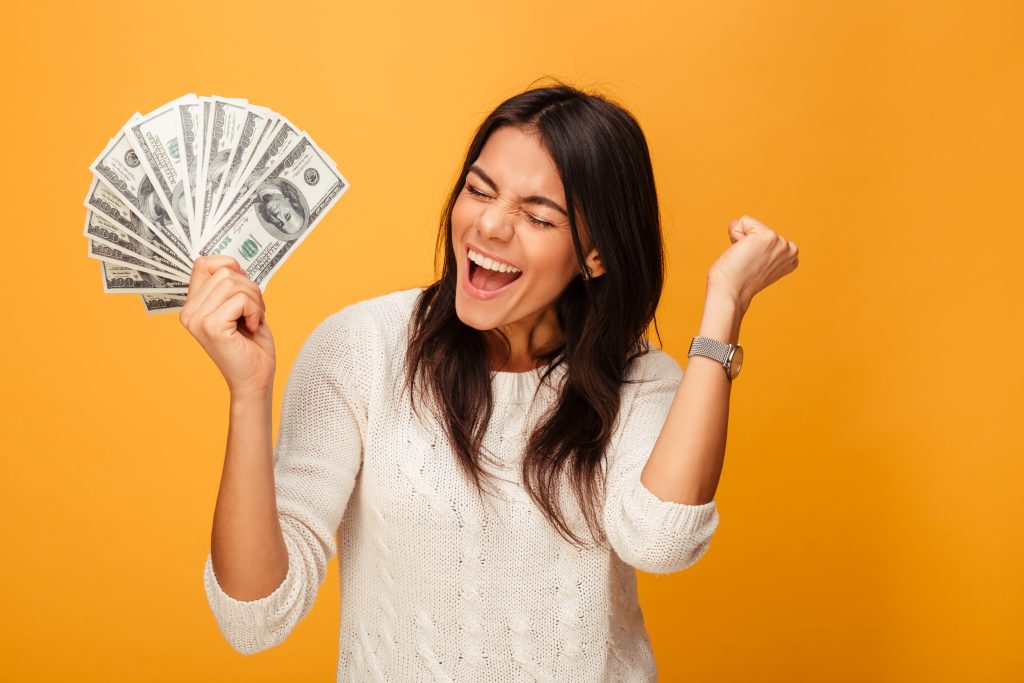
[466, 250, 523, 293]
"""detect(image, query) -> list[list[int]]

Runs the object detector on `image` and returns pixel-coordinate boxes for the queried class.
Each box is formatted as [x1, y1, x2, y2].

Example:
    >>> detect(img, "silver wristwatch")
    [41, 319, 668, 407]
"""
[688, 336, 744, 381]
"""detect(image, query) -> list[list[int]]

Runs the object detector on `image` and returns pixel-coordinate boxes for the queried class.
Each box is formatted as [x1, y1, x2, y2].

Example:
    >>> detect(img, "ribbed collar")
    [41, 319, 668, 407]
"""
[489, 361, 568, 405]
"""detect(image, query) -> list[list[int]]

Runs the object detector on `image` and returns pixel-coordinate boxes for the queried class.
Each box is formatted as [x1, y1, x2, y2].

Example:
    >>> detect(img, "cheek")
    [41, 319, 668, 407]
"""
[451, 196, 476, 234]
[523, 237, 578, 284]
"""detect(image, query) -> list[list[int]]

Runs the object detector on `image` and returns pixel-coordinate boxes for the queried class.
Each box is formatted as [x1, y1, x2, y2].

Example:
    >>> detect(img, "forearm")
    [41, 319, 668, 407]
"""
[639, 287, 744, 505]
[210, 389, 289, 600]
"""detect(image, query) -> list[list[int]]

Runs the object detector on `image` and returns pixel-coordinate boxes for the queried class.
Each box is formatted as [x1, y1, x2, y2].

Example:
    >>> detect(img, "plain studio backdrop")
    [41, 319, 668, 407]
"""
[1, 1, 1021, 681]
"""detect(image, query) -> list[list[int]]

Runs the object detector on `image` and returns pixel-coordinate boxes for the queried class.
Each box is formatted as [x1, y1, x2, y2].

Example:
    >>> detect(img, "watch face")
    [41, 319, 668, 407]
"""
[730, 346, 744, 378]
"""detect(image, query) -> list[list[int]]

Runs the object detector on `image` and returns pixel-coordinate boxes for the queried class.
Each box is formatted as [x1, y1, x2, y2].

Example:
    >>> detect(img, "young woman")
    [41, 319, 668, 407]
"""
[181, 83, 799, 681]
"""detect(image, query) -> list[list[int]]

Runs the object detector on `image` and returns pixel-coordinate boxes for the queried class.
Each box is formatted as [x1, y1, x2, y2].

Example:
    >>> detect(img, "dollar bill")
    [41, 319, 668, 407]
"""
[83, 210, 191, 280]
[175, 98, 203, 241]
[197, 96, 250, 244]
[90, 119, 194, 261]
[211, 107, 274, 221]
[141, 294, 187, 314]
[83, 178, 193, 271]
[88, 239, 191, 281]
[199, 135, 348, 291]
[99, 261, 188, 294]
[126, 93, 198, 249]
[211, 115, 303, 227]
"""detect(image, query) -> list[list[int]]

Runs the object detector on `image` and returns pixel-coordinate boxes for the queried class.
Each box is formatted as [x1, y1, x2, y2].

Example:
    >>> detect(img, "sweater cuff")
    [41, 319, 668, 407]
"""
[625, 467, 719, 533]
[202, 538, 300, 651]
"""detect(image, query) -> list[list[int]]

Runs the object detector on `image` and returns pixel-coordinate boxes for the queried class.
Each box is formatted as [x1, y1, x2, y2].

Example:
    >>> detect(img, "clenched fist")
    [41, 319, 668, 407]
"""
[708, 215, 800, 312]
[179, 255, 276, 398]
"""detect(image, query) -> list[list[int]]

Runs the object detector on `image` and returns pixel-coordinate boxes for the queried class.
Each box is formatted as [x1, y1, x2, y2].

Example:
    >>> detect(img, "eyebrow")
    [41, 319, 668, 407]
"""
[468, 164, 568, 217]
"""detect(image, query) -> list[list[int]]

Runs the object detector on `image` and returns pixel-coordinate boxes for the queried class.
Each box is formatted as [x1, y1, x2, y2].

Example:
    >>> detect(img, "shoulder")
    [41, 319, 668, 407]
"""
[624, 344, 683, 386]
[294, 287, 427, 397]
[314, 286, 426, 347]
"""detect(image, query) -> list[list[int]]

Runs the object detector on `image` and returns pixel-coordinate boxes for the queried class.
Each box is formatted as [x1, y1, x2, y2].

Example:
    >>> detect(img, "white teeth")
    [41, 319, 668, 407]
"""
[468, 249, 521, 274]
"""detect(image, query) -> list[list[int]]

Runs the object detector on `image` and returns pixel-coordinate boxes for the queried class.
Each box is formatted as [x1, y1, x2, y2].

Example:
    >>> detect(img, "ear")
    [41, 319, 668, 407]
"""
[584, 248, 606, 279]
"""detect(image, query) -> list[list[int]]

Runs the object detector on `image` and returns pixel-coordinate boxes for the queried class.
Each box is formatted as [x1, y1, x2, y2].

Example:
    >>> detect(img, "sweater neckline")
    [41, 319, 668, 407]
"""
[489, 361, 566, 403]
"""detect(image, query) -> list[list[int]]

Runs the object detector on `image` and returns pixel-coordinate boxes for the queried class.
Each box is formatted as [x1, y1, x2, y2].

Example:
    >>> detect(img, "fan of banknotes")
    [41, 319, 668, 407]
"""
[84, 93, 349, 314]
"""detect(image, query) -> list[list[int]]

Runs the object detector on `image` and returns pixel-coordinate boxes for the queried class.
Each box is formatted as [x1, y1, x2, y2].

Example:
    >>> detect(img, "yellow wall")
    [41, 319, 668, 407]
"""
[2, 1, 1021, 680]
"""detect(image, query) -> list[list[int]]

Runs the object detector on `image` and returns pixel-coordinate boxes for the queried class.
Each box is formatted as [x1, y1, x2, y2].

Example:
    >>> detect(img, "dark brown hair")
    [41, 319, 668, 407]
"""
[403, 81, 665, 549]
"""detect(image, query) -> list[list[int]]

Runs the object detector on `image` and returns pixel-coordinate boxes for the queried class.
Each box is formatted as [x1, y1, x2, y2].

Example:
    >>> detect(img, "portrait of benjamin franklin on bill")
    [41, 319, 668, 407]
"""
[138, 174, 176, 234]
[170, 180, 190, 228]
[253, 177, 309, 241]
[203, 149, 231, 209]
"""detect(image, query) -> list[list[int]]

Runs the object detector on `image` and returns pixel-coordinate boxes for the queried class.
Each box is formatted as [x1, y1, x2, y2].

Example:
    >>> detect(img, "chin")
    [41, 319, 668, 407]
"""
[454, 292, 502, 331]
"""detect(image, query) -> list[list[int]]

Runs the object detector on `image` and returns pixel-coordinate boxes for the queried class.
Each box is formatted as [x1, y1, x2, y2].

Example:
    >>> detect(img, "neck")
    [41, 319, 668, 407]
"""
[484, 305, 563, 372]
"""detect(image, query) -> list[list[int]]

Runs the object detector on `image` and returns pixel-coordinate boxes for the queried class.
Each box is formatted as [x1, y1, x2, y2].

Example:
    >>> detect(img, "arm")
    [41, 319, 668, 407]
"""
[210, 389, 288, 601]
[202, 305, 377, 655]
[601, 332, 723, 575]
[639, 287, 744, 506]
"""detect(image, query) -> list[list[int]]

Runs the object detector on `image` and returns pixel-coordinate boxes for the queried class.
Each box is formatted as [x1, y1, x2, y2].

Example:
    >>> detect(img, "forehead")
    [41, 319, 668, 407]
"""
[474, 126, 564, 201]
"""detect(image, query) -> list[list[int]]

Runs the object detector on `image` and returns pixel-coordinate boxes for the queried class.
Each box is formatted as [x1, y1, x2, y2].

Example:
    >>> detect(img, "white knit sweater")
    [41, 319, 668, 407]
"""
[202, 286, 720, 682]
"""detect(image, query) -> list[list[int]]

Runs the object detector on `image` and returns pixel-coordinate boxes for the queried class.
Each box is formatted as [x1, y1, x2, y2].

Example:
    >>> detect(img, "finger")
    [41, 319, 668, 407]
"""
[202, 271, 266, 328]
[181, 266, 238, 326]
[728, 219, 745, 243]
[188, 255, 244, 293]
[193, 276, 262, 331]
[740, 215, 773, 236]
[206, 292, 262, 337]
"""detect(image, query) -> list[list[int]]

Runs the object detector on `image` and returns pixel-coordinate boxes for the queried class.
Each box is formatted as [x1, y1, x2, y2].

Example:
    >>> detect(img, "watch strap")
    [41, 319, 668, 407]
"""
[688, 336, 732, 365]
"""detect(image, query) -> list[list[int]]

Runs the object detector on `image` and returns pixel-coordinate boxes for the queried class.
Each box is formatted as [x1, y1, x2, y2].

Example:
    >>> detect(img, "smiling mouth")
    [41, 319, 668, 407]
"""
[467, 252, 523, 292]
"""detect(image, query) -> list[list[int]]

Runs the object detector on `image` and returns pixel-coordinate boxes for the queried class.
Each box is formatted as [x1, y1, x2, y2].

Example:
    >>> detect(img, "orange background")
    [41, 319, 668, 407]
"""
[2, 1, 1022, 680]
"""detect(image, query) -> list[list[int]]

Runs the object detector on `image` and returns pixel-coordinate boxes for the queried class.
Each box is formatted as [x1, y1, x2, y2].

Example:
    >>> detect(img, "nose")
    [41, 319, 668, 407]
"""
[475, 197, 515, 242]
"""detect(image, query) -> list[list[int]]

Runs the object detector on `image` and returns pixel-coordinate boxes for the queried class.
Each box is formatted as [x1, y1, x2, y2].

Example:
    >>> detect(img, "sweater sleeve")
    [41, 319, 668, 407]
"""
[201, 301, 379, 654]
[602, 349, 720, 575]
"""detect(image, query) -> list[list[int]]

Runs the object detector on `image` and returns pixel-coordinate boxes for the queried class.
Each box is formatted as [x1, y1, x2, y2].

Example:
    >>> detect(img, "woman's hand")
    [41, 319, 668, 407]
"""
[707, 215, 800, 313]
[179, 255, 276, 398]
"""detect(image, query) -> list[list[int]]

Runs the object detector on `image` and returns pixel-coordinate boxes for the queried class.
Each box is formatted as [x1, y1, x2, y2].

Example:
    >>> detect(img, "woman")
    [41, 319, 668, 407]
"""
[181, 83, 799, 681]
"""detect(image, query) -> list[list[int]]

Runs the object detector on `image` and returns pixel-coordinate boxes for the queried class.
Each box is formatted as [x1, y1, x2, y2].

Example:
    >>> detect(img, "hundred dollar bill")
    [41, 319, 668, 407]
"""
[141, 294, 186, 315]
[90, 118, 194, 261]
[100, 261, 188, 294]
[83, 178, 193, 271]
[197, 96, 250, 244]
[88, 239, 191, 281]
[211, 106, 274, 221]
[175, 98, 203, 237]
[127, 94, 198, 248]
[211, 115, 302, 227]
[83, 211, 191, 280]
[199, 135, 348, 291]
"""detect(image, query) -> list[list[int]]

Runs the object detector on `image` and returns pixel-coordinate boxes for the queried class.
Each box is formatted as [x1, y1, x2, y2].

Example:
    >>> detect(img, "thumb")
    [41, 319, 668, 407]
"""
[728, 218, 746, 243]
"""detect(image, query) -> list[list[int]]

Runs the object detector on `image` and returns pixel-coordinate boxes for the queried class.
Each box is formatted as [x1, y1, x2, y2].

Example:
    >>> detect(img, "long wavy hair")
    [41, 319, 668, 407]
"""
[403, 81, 665, 549]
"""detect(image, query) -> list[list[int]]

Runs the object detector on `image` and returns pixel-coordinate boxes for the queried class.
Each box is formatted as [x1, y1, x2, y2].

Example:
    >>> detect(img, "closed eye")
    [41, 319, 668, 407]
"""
[465, 184, 492, 199]
[465, 184, 555, 228]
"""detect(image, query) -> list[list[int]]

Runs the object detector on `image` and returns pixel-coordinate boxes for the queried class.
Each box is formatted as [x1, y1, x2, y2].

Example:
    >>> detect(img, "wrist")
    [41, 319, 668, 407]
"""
[699, 289, 744, 345]
[229, 385, 274, 407]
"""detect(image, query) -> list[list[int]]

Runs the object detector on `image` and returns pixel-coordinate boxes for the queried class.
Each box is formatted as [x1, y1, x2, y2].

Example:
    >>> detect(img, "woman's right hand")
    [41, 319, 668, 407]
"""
[179, 255, 276, 398]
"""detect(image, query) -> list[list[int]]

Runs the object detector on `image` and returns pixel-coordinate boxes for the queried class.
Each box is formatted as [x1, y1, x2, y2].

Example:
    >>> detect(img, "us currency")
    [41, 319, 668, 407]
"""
[83, 178, 192, 272]
[100, 261, 188, 294]
[83, 210, 191, 280]
[88, 239, 191, 281]
[211, 106, 275, 222]
[141, 294, 187, 314]
[199, 135, 348, 291]
[196, 96, 250, 244]
[90, 120, 194, 262]
[127, 93, 197, 248]
[211, 115, 302, 227]
[175, 98, 203, 240]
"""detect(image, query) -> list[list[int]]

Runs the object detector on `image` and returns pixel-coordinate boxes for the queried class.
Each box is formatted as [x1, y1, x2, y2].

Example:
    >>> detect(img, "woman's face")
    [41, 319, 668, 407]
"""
[451, 125, 603, 336]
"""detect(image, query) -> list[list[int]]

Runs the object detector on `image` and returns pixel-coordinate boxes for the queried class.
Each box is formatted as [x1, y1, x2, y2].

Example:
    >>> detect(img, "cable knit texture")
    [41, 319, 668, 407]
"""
[202, 287, 720, 681]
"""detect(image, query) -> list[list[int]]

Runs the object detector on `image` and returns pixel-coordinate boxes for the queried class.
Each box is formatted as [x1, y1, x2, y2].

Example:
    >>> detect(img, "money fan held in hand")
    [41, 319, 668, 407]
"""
[84, 93, 350, 314]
